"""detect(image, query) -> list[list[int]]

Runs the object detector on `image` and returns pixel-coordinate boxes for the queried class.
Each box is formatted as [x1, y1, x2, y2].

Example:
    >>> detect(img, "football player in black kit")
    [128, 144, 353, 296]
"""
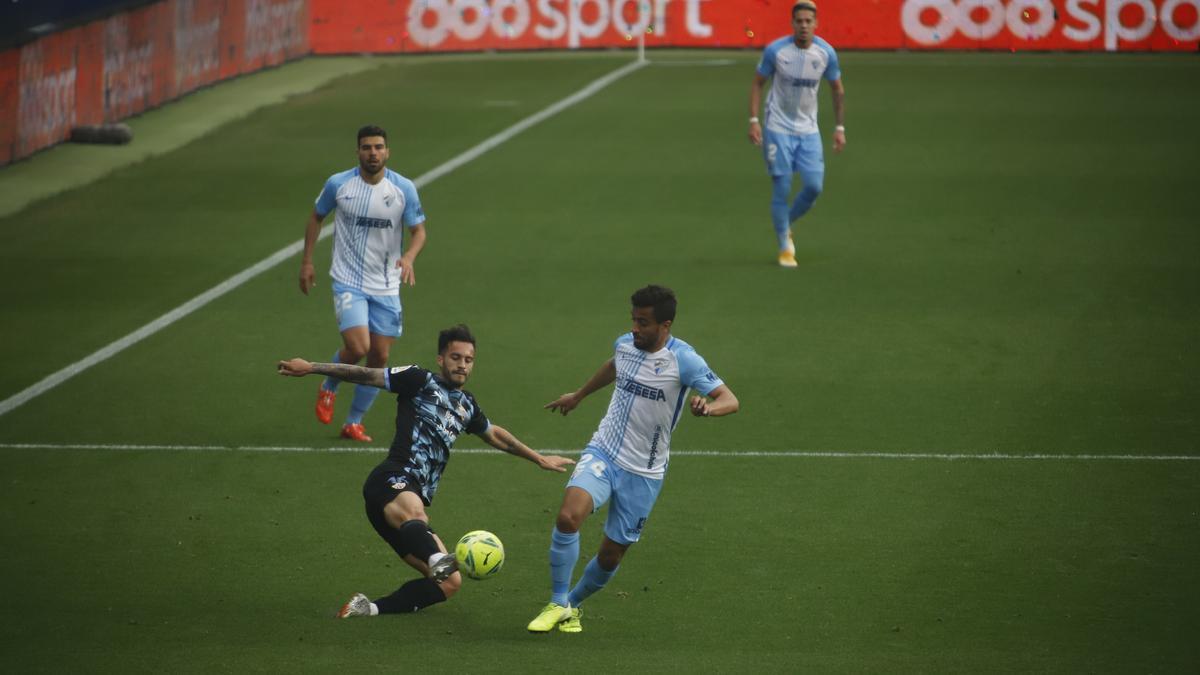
[278, 324, 574, 616]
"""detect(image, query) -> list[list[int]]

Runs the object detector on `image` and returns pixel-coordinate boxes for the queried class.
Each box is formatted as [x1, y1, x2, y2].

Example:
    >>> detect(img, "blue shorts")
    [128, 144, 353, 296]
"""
[568, 448, 664, 545]
[763, 127, 824, 178]
[331, 281, 402, 337]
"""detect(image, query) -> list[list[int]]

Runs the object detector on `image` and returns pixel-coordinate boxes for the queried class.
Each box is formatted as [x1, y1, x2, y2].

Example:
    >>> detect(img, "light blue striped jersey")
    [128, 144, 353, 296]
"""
[756, 35, 840, 136]
[587, 334, 724, 479]
[314, 167, 425, 295]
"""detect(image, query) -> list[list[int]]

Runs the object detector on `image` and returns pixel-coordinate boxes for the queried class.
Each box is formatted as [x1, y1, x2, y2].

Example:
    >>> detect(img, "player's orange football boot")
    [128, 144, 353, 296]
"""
[315, 387, 336, 424]
[341, 423, 373, 442]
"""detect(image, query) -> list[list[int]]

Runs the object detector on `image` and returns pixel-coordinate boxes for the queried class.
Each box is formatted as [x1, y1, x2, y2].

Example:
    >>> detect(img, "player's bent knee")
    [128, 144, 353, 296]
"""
[341, 345, 368, 363]
[555, 509, 584, 534]
[384, 501, 424, 529]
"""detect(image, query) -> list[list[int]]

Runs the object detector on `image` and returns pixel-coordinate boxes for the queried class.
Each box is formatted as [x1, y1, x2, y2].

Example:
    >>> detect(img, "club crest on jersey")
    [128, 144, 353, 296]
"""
[388, 476, 407, 490]
[653, 358, 667, 374]
[384, 193, 394, 207]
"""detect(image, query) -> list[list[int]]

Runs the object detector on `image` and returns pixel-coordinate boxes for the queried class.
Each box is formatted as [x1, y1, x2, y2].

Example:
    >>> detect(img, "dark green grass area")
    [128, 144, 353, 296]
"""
[0, 52, 1198, 671]
[1, 450, 1197, 672]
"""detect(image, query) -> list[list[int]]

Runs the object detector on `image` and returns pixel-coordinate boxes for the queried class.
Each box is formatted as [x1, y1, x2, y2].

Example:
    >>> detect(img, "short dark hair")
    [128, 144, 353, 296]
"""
[631, 285, 677, 324]
[792, 1, 818, 16]
[438, 324, 476, 354]
[357, 125, 387, 144]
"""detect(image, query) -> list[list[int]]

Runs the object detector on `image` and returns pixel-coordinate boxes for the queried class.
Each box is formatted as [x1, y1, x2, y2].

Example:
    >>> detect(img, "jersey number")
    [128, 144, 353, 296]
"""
[767, 144, 778, 163]
[572, 453, 606, 480]
[333, 291, 354, 320]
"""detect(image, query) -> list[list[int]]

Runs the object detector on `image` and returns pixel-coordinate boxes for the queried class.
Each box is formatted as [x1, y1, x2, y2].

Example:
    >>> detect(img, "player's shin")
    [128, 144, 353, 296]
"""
[567, 557, 618, 608]
[396, 520, 440, 562]
[347, 383, 381, 424]
[549, 528, 580, 607]
[323, 348, 343, 392]
[770, 174, 792, 249]
[374, 578, 447, 614]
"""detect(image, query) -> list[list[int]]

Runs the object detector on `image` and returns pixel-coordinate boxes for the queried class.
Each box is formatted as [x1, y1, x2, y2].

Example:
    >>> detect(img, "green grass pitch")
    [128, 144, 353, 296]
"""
[0, 51, 1197, 672]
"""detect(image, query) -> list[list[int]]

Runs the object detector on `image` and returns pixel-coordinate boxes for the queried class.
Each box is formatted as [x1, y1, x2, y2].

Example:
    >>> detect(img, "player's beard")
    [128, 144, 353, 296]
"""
[360, 157, 384, 175]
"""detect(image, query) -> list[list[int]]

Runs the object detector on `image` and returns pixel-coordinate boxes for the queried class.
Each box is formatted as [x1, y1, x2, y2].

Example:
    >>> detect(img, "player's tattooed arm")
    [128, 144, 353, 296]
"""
[277, 358, 386, 388]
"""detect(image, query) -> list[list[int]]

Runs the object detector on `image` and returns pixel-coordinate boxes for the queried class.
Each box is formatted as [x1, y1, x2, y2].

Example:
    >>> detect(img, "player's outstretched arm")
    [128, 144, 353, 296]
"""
[544, 358, 617, 416]
[479, 425, 575, 472]
[690, 384, 740, 418]
[277, 359, 387, 388]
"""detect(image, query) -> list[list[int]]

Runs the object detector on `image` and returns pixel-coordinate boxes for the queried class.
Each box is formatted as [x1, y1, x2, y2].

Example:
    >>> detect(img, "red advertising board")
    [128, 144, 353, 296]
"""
[309, 0, 1199, 54]
[0, 0, 310, 165]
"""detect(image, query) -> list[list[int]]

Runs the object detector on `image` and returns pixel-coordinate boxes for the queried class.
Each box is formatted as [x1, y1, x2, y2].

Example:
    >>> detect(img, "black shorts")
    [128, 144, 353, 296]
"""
[362, 462, 431, 510]
[362, 462, 435, 558]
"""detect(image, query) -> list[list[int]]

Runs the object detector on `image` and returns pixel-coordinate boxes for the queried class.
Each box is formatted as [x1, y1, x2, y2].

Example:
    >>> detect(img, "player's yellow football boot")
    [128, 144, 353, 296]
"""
[527, 603, 570, 633]
[315, 387, 336, 424]
[340, 423, 373, 442]
[778, 231, 798, 268]
[557, 606, 582, 633]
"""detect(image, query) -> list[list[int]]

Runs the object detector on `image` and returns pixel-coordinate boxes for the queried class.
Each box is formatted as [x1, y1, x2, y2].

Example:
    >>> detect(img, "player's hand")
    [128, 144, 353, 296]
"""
[544, 392, 581, 416]
[277, 358, 313, 377]
[299, 261, 315, 295]
[538, 455, 576, 472]
[398, 255, 416, 286]
[749, 121, 763, 147]
[833, 128, 846, 153]
[690, 395, 713, 417]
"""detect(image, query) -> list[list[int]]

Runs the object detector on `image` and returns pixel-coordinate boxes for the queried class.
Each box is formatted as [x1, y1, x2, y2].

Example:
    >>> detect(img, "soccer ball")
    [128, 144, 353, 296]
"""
[454, 530, 505, 580]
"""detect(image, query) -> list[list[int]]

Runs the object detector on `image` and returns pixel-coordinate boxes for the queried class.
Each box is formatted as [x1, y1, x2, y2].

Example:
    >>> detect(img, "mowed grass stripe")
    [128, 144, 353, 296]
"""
[1, 443, 1195, 461]
[0, 59, 646, 419]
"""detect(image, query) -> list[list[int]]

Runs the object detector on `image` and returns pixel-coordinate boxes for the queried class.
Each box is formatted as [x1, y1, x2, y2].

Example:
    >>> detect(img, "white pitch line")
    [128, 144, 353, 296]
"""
[0, 443, 1196, 461]
[0, 59, 648, 419]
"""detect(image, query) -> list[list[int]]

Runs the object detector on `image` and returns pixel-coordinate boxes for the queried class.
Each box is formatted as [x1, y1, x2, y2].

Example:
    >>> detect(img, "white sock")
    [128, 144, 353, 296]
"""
[369, 602, 379, 616]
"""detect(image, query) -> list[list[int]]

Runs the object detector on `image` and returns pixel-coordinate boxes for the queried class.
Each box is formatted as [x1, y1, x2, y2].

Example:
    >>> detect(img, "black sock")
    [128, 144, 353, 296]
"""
[396, 519, 439, 563]
[373, 578, 447, 614]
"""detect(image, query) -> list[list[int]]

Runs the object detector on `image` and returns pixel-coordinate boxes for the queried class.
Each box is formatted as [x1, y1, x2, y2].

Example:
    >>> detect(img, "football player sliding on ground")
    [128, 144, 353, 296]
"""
[278, 324, 574, 617]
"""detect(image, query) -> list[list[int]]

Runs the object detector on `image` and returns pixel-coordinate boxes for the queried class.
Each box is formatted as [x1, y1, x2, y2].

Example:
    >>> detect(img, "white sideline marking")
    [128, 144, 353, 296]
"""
[0, 443, 1196, 461]
[0, 60, 648, 419]
[652, 59, 736, 67]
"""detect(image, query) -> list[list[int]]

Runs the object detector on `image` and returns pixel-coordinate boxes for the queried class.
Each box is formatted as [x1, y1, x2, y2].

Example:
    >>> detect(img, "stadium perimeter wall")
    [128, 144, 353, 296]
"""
[0, 0, 309, 165]
[3, 0, 1197, 165]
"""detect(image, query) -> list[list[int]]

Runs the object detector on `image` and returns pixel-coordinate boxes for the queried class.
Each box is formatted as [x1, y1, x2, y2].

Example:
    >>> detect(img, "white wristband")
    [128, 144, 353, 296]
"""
[749, 117, 760, 124]
[835, 125, 845, 132]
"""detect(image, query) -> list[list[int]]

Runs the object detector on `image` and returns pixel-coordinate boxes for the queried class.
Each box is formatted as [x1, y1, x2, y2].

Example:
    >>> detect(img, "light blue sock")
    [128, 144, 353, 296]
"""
[788, 169, 824, 222]
[567, 556, 617, 608]
[323, 349, 342, 393]
[549, 528, 579, 607]
[345, 384, 380, 425]
[770, 174, 792, 250]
